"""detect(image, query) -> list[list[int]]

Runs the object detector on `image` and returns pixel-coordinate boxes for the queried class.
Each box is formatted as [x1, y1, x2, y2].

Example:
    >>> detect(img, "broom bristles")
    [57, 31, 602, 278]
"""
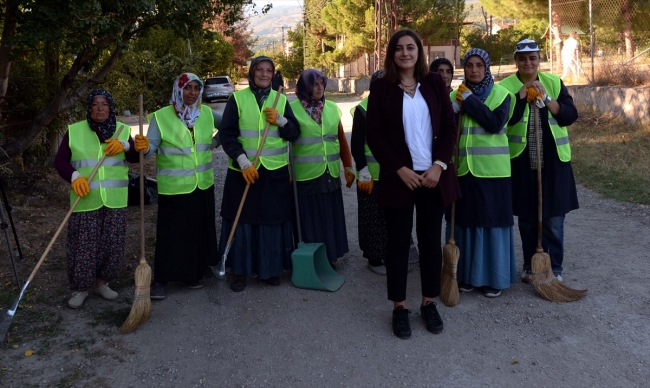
[440, 241, 460, 307]
[118, 261, 151, 334]
[530, 250, 587, 303]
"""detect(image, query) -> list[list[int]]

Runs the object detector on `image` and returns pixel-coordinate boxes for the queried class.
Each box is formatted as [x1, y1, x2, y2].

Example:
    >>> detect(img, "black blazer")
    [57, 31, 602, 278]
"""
[366, 72, 461, 208]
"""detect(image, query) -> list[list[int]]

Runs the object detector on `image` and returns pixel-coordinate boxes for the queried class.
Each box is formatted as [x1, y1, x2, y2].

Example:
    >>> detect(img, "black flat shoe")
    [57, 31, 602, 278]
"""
[230, 277, 246, 292]
[420, 302, 443, 334]
[261, 276, 281, 286]
[392, 306, 412, 339]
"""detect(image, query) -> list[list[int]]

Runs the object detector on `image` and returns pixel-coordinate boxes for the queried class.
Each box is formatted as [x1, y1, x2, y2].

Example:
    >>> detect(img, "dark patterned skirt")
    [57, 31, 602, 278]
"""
[66, 207, 128, 291]
[357, 181, 387, 263]
[219, 219, 294, 279]
[298, 188, 349, 263]
[153, 186, 218, 283]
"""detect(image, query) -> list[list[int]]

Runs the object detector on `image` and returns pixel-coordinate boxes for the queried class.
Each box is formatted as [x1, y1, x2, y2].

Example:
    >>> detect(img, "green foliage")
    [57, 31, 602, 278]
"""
[400, 0, 466, 44]
[321, 0, 374, 65]
[275, 26, 306, 80]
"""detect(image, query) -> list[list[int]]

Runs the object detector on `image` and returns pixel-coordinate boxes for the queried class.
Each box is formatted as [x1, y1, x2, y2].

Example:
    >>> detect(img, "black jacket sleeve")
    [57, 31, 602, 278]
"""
[350, 107, 367, 170]
[278, 100, 300, 142]
[463, 94, 511, 134]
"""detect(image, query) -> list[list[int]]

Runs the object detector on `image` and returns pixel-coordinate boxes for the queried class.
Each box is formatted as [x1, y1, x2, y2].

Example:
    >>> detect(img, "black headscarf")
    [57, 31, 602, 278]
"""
[86, 89, 117, 142]
[248, 56, 275, 107]
[296, 68, 328, 124]
[430, 58, 454, 73]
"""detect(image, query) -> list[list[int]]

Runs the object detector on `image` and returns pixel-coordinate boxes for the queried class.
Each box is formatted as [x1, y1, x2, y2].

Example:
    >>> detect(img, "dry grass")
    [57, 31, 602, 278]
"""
[570, 105, 650, 204]
[593, 57, 650, 87]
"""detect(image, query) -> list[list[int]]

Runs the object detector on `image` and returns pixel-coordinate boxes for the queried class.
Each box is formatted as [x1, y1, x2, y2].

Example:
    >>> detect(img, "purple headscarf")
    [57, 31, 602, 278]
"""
[296, 69, 328, 124]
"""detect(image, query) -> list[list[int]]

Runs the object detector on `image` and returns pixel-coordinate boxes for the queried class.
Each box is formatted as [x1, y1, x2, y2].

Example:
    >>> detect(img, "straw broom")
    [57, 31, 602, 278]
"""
[440, 108, 463, 307]
[530, 104, 587, 302]
[119, 94, 151, 334]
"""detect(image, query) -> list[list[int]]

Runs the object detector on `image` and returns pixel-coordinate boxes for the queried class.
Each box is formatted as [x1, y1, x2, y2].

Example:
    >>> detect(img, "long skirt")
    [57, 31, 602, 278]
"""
[357, 182, 387, 263]
[299, 188, 349, 263]
[153, 186, 218, 283]
[66, 207, 127, 291]
[219, 219, 294, 279]
[445, 223, 518, 290]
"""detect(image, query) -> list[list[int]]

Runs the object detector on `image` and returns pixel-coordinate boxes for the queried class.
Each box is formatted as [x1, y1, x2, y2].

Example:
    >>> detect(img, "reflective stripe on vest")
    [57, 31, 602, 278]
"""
[290, 99, 342, 181]
[228, 89, 288, 171]
[499, 72, 572, 161]
[153, 105, 215, 195]
[68, 121, 130, 212]
[450, 85, 513, 178]
[351, 98, 379, 181]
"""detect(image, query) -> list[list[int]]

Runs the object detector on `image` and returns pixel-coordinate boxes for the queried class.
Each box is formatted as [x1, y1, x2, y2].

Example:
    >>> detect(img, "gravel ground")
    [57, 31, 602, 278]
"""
[1, 96, 649, 387]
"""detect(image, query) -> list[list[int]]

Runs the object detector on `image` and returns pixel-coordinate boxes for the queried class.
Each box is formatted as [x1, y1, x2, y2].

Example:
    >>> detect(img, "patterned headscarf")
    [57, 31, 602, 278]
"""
[170, 73, 204, 129]
[462, 48, 494, 97]
[296, 69, 328, 124]
[86, 89, 117, 142]
[248, 56, 275, 108]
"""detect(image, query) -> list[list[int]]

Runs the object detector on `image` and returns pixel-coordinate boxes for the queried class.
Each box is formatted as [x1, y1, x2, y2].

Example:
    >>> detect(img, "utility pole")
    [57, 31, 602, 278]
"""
[374, 0, 382, 71]
[281, 26, 292, 57]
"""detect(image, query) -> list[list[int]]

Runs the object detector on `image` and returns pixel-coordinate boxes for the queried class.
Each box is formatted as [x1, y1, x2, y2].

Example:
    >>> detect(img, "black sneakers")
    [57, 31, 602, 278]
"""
[230, 277, 246, 292]
[420, 302, 444, 334]
[150, 282, 166, 300]
[392, 306, 412, 339]
[261, 276, 281, 286]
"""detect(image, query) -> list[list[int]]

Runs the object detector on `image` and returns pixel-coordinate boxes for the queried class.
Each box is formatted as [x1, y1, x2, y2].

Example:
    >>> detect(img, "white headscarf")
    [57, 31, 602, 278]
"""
[170, 73, 204, 129]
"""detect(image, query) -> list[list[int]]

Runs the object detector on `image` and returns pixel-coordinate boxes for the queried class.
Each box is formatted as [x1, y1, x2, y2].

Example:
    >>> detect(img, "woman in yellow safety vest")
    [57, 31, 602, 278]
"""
[450, 48, 517, 298]
[500, 39, 579, 283]
[218, 56, 301, 292]
[55, 89, 139, 309]
[290, 68, 355, 269]
[135, 73, 220, 300]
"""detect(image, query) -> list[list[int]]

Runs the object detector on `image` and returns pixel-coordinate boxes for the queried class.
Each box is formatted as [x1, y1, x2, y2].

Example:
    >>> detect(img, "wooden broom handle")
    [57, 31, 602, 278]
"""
[225, 86, 284, 245]
[449, 108, 463, 241]
[534, 104, 544, 248]
[138, 94, 146, 264]
[25, 124, 126, 284]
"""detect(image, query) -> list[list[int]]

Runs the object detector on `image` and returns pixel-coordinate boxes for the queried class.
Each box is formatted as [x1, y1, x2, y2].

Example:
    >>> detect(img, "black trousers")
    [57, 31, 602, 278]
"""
[383, 186, 444, 302]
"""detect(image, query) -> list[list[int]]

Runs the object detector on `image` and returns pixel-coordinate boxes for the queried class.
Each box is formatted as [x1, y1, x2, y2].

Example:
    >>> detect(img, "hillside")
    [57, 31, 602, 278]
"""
[248, 4, 303, 37]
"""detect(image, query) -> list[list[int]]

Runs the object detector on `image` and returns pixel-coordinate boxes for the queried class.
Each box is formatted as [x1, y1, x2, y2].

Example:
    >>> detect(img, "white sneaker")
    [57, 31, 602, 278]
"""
[367, 262, 387, 275]
[68, 291, 88, 309]
[555, 274, 563, 282]
[94, 284, 119, 300]
[520, 270, 532, 284]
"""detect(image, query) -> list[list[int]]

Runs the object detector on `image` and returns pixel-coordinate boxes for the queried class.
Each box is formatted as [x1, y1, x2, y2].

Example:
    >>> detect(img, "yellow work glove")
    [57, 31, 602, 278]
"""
[104, 139, 125, 156]
[71, 176, 90, 197]
[456, 83, 471, 102]
[526, 86, 543, 103]
[242, 165, 259, 185]
[344, 167, 355, 188]
[263, 108, 288, 127]
[134, 134, 149, 152]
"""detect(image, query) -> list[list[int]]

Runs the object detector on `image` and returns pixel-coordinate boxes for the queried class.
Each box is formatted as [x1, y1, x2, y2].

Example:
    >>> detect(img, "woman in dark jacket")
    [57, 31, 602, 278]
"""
[366, 29, 460, 339]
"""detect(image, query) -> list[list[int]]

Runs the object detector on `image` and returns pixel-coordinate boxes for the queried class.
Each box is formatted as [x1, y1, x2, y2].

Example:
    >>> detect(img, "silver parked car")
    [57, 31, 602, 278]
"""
[202, 76, 235, 102]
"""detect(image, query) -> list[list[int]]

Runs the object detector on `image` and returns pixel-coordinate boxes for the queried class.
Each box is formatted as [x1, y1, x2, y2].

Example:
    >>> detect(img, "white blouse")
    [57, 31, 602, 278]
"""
[402, 84, 433, 171]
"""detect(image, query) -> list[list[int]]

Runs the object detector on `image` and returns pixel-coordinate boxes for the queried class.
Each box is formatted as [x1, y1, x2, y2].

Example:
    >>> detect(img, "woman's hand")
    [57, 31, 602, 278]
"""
[519, 80, 546, 100]
[421, 165, 442, 188]
[396, 167, 422, 191]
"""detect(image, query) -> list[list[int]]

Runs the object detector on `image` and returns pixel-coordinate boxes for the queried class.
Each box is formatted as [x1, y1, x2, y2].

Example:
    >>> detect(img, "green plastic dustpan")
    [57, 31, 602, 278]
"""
[289, 143, 344, 292]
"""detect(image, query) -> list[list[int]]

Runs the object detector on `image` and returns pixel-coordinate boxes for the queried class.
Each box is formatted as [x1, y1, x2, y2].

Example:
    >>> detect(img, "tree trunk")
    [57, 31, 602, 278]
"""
[621, 0, 635, 58]
[0, 1, 19, 109]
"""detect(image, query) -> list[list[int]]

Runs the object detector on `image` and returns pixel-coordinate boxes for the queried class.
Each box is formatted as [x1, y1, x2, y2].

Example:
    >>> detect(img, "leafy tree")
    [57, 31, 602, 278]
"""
[276, 26, 306, 80]
[0, 0, 262, 163]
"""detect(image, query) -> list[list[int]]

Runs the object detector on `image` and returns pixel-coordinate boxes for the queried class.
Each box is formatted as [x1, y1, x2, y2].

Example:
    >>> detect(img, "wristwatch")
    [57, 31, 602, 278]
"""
[543, 94, 552, 103]
[434, 160, 448, 171]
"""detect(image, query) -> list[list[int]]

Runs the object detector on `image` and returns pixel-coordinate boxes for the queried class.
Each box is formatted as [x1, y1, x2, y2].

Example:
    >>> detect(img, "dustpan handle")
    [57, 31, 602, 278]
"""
[288, 142, 303, 243]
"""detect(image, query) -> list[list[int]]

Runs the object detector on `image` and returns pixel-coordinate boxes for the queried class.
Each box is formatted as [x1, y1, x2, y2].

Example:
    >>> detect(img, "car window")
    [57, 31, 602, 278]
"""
[205, 78, 230, 85]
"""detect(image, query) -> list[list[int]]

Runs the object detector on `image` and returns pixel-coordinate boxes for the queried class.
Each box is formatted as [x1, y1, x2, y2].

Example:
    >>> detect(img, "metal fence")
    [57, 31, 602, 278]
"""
[549, 0, 650, 85]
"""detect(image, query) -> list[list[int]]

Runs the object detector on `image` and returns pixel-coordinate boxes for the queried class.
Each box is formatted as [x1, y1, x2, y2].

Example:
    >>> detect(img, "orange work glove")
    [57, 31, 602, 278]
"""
[344, 167, 355, 188]
[526, 86, 543, 103]
[242, 165, 259, 185]
[104, 139, 125, 156]
[357, 179, 374, 195]
[71, 176, 90, 197]
[456, 83, 471, 102]
[263, 108, 279, 125]
[134, 134, 149, 152]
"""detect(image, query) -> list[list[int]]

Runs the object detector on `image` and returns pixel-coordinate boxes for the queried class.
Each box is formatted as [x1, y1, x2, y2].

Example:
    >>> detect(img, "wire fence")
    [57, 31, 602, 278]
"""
[549, 0, 650, 85]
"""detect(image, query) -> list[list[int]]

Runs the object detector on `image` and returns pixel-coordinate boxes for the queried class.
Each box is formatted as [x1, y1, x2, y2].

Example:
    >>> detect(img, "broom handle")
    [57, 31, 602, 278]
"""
[139, 94, 146, 263]
[225, 86, 283, 245]
[449, 107, 463, 242]
[534, 104, 543, 249]
[24, 124, 126, 284]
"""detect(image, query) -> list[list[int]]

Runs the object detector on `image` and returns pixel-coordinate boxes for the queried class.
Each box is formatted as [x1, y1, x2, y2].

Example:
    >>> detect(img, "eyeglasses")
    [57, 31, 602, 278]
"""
[516, 42, 539, 51]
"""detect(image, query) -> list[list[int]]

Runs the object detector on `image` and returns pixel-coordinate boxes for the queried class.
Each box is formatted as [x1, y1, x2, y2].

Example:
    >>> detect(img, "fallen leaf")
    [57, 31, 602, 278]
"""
[303, 297, 310, 301]
[24, 350, 33, 357]
[511, 360, 519, 365]
[11, 345, 18, 349]
[74, 349, 79, 352]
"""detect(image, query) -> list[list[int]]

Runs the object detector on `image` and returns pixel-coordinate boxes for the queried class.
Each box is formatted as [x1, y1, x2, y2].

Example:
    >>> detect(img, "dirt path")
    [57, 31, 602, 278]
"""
[1, 98, 649, 387]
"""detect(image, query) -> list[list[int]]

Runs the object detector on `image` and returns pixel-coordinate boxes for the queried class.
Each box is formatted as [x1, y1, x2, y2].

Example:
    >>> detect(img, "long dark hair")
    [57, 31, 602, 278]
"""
[382, 29, 429, 83]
